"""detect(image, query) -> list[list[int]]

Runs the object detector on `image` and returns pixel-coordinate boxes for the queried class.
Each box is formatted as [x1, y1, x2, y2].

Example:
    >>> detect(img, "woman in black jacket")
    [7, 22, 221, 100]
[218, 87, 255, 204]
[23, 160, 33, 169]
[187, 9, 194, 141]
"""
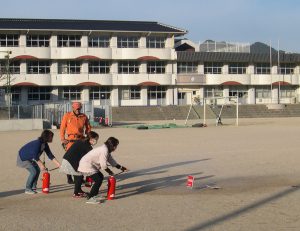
[60, 131, 99, 198]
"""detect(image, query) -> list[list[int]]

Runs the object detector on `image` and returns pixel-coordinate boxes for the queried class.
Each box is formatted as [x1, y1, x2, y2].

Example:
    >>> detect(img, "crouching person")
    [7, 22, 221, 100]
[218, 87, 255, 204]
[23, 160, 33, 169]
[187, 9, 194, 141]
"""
[78, 137, 128, 204]
[17, 130, 61, 194]
[60, 131, 99, 198]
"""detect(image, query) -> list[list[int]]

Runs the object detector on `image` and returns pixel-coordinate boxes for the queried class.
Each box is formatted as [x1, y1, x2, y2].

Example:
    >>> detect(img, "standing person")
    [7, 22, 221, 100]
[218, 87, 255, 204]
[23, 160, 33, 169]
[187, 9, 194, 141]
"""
[60, 101, 91, 184]
[60, 131, 99, 198]
[17, 130, 61, 194]
[78, 137, 128, 204]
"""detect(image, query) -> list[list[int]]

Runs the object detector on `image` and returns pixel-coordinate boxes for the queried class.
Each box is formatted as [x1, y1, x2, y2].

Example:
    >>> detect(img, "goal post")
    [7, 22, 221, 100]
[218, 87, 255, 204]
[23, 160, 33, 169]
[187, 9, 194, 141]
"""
[203, 96, 239, 126]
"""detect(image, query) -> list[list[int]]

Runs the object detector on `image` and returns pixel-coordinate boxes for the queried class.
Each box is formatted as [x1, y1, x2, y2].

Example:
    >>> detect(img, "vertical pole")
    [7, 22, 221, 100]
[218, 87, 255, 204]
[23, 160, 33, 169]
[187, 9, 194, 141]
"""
[278, 39, 280, 104]
[236, 95, 239, 126]
[203, 98, 206, 125]
[270, 40, 273, 104]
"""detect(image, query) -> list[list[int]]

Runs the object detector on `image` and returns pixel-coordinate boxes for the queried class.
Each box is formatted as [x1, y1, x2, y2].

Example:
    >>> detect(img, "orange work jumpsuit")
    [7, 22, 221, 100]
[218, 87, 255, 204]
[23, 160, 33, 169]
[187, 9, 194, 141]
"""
[60, 111, 91, 151]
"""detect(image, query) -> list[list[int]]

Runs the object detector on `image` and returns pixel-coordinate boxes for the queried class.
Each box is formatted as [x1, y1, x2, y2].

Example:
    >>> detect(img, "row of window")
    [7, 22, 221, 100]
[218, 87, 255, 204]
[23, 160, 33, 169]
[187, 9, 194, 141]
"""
[9, 86, 295, 103]
[0, 34, 166, 48]
[1, 61, 296, 75]
[178, 62, 295, 75]
[9, 86, 167, 101]
[0, 61, 168, 74]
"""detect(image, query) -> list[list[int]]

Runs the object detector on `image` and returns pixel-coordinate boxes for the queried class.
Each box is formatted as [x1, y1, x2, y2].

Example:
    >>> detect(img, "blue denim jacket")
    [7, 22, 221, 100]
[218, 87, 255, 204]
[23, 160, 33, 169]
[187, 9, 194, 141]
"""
[19, 139, 55, 161]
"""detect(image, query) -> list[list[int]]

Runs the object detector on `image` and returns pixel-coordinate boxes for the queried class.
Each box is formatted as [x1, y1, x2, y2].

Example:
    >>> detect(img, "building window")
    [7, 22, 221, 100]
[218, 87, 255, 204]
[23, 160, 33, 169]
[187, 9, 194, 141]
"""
[27, 61, 50, 74]
[204, 87, 223, 98]
[1, 60, 21, 74]
[147, 61, 166, 74]
[229, 87, 248, 97]
[89, 86, 111, 100]
[88, 36, 110, 47]
[122, 86, 141, 100]
[147, 86, 166, 99]
[255, 63, 270, 74]
[59, 87, 81, 100]
[177, 62, 198, 73]
[279, 63, 295, 75]
[88, 61, 111, 74]
[204, 62, 222, 74]
[28, 87, 51, 101]
[57, 35, 81, 47]
[11, 87, 21, 104]
[58, 61, 81, 74]
[117, 36, 139, 48]
[26, 35, 50, 47]
[0, 34, 19, 47]
[255, 87, 271, 98]
[280, 86, 295, 98]
[118, 61, 139, 74]
[229, 63, 247, 74]
[146, 37, 165, 48]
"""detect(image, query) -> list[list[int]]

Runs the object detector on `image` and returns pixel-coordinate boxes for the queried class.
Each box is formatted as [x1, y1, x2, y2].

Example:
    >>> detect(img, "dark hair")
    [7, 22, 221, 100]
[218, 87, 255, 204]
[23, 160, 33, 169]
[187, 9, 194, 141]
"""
[104, 137, 119, 153]
[85, 131, 99, 141]
[39, 130, 54, 143]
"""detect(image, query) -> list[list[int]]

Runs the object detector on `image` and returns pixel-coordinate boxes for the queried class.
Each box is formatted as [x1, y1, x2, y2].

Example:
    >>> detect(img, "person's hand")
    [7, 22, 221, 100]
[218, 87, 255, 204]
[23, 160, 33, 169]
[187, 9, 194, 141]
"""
[62, 139, 68, 145]
[40, 165, 47, 172]
[120, 166, 129, 172]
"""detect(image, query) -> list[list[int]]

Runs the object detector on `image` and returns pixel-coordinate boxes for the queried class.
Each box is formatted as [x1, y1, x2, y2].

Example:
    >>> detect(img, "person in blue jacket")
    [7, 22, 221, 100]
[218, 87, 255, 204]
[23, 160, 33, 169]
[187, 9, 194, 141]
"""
[17, 130, 61, 194]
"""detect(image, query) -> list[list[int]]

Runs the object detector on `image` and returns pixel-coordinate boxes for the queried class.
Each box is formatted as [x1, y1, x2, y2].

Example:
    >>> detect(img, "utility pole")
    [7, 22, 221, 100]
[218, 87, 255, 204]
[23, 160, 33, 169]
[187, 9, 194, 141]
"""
[0, 50, 12, 119]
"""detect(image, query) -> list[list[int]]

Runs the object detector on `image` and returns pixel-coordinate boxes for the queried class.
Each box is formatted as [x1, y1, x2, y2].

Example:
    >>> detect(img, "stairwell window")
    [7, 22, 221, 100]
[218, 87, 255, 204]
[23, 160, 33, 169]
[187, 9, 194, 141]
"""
[0, 34, 19, 47]
[177, 62, 198, 73]
[255, 63, 270, 74]
[117, 36, 139, 48]
[26, 35, 50, 47]
[205, 87, 223, 98]
[147, 86, 166, 99]
[57, 35, 81, 47]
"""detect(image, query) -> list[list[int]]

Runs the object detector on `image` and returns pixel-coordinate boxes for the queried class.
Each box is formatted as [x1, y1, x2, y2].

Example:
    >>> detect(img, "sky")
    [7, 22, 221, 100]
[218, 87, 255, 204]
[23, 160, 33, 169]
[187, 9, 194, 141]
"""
[1, 0, 300, 52]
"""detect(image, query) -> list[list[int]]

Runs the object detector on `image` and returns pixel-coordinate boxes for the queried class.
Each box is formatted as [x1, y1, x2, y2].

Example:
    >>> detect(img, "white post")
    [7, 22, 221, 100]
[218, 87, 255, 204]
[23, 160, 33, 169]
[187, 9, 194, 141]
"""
[236, 95, 239, 126]
[203, 98, 206, 125]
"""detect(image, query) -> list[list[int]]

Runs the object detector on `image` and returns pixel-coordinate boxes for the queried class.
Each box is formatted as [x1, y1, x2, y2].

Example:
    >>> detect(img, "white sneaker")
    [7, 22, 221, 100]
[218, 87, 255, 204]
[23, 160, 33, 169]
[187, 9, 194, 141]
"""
[25, 189, 36, 194]
[86, 197, 100, 204]
[32, 189, 42, 194]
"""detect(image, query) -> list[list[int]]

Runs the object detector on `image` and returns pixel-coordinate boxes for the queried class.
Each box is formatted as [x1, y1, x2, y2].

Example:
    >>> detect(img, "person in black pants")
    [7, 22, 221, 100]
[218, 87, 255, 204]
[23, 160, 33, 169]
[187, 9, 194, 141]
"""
[60, 131, 99, 198]
[78, 137, 128, 204]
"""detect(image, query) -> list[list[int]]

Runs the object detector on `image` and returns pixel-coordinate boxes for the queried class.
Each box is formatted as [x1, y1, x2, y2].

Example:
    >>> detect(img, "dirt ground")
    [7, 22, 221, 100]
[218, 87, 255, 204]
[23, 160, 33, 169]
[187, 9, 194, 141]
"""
[1, 117, 300, 231]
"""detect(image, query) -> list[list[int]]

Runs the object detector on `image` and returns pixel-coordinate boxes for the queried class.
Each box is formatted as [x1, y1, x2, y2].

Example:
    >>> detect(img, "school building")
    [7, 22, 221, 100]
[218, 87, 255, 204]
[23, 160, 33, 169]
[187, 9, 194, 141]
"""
[0, 18, 300, 107]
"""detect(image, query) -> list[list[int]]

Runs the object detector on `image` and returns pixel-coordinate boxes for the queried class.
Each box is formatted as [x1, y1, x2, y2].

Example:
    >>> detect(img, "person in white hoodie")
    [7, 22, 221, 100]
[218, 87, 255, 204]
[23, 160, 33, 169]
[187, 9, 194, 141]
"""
[78, 137, 128, 204]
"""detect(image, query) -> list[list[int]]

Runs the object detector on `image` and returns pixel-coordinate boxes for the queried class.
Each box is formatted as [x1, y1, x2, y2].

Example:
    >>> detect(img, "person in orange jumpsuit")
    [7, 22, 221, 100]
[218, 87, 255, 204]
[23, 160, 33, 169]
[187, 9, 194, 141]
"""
[60, 102, 91, 184]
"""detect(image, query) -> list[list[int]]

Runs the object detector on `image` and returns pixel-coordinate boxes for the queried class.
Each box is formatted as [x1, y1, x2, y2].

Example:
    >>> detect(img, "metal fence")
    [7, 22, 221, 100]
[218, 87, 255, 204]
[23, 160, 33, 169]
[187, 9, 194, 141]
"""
[0, 102, 112, 127]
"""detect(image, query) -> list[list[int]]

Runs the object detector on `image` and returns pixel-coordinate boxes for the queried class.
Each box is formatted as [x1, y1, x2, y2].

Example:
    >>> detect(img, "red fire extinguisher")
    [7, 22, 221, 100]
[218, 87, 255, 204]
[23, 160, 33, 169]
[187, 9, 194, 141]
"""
[107, 176, 116, 200]
[85, 176, 93, 187]
[42, 171, 50, 194]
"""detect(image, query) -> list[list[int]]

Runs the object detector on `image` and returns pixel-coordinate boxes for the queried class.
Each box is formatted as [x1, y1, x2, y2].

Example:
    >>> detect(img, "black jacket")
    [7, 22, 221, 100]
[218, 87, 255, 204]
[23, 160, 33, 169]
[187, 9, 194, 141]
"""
[63, 140, 93, 171]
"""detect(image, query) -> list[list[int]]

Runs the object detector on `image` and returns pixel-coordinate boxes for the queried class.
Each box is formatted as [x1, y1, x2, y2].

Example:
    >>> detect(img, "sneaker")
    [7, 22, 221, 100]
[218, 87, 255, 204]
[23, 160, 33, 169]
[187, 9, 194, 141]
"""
[25, 189, 36, 194]
[94, 194, 104, 200]
[78, 191, 88, 197]
[86, 196, 100, 204]
[73, 193, 84, 198]
[32, 188, 42, 194]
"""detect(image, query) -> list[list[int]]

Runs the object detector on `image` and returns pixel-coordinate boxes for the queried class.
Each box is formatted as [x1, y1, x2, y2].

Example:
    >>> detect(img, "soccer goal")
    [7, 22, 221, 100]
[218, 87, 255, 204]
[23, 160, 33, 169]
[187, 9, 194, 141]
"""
[203, 96, 239, 126]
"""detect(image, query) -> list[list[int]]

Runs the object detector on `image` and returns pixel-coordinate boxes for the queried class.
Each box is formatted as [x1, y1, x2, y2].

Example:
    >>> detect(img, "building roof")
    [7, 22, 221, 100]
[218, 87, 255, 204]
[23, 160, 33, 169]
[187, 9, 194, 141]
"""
[177, 51, 300, 64]
[0, 18, 187, 35]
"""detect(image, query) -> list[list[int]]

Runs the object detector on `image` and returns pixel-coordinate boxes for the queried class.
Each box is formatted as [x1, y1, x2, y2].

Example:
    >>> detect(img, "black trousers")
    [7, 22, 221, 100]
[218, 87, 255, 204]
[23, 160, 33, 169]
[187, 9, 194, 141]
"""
[73, 175, 84, 194]
[89, 172, 104, 198]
